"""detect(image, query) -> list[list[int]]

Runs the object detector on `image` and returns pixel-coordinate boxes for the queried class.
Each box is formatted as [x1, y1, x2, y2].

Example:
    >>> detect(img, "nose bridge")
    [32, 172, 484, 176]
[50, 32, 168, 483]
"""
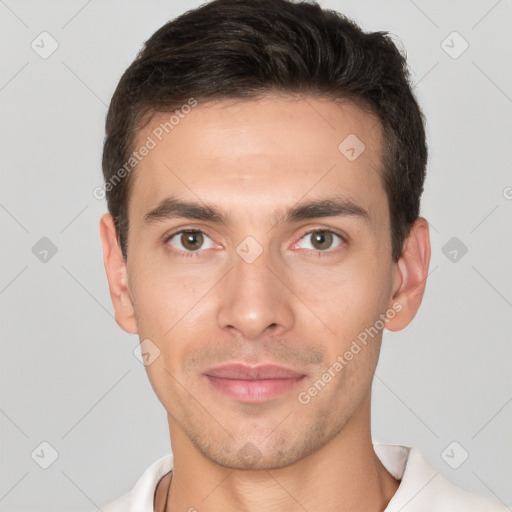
[216, 240, 294, 339]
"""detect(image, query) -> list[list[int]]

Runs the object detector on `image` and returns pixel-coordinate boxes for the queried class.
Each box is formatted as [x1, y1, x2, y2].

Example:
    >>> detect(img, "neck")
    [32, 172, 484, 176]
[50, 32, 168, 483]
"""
[161, 395, 399, 512]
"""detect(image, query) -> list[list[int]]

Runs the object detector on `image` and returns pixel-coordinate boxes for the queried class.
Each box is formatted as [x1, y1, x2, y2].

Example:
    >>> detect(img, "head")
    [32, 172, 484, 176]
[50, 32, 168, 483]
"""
[100, 0, 430, 470]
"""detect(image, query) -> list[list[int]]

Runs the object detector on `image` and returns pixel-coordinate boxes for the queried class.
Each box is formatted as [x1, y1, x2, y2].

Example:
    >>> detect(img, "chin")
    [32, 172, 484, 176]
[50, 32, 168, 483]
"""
[193, 430, 327, 471]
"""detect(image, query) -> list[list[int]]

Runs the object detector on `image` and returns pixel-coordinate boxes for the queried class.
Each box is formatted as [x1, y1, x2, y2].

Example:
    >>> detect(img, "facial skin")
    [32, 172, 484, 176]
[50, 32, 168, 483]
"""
[100, 94, 430, 512]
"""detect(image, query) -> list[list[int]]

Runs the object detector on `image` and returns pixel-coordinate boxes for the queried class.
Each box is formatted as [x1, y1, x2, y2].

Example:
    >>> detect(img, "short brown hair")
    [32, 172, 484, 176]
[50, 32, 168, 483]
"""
[102, 0, 427, 261]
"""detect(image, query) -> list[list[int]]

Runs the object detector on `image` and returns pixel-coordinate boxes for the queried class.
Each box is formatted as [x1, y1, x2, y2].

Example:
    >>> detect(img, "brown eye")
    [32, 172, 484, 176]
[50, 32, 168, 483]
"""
[310, 231, 334, 250]
[180, 231, 203, 251]
[167, 230, 214, 253]
[296, 230, 343, 252]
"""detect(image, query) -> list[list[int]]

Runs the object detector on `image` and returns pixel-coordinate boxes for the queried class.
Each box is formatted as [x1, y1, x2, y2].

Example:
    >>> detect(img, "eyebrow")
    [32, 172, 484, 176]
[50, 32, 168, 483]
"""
[143, 195, 369, 226]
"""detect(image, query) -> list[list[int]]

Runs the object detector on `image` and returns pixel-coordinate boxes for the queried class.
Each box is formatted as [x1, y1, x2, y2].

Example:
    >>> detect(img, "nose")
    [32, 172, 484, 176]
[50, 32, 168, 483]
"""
[216, 247, 295, 341]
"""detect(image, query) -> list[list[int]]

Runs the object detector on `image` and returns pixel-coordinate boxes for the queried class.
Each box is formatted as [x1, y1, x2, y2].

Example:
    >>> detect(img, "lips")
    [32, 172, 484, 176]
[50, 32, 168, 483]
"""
[205, 363, 304, 380]
[203, 363, 306, 403]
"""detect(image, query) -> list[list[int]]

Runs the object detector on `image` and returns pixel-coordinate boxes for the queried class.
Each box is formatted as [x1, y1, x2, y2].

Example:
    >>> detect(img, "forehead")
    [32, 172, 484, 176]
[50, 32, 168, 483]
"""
[129, 94, 386, 224]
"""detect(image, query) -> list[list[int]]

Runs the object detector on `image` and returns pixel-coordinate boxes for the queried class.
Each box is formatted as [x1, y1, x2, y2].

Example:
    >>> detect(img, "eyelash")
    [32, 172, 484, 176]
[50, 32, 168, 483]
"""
[164, 229, 214, 259]
[292, 228, 347, 257]
[164, 228, 347, 258]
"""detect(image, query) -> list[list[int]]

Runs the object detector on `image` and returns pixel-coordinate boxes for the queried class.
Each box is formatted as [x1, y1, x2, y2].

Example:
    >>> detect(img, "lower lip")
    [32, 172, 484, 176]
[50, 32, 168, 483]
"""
[204, 375, 305, 403]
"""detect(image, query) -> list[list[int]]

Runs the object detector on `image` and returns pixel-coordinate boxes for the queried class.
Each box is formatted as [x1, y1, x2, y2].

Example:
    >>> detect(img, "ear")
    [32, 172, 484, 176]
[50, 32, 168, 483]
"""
[385, 217, 431, 332]
[99, 213, 138, 334]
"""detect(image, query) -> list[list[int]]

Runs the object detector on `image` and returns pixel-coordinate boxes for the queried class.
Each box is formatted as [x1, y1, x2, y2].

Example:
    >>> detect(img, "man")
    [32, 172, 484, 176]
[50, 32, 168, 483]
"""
[98, 0, 507, 510]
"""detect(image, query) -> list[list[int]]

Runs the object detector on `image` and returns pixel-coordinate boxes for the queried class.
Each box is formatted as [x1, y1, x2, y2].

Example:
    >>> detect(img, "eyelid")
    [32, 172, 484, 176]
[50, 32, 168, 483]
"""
[163, 226, 215, 243]
[290, 227, 347, 252]
[162, 225, 348, 255]
[164, 228, 219, 254]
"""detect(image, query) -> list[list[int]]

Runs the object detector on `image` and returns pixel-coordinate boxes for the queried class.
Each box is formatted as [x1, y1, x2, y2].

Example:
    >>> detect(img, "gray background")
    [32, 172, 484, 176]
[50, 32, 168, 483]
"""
[1, 0, 511, 510]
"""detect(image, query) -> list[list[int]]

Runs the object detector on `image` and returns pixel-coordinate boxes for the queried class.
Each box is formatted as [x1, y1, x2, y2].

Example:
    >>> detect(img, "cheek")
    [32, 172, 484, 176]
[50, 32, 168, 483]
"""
[130, 270, 218, 387]
[289, 258, 391, 341]
[129, 261, 212, 335]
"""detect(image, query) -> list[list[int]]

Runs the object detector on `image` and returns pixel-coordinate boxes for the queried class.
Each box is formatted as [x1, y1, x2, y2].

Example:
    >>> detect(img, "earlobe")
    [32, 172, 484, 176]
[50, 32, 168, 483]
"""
[99, 213, 138, 334]
[386, 217, 431, 332]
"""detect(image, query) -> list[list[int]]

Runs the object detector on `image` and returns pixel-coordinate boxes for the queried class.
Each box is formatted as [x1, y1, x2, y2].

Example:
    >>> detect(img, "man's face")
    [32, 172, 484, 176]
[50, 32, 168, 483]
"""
[121, 95, 400, 469]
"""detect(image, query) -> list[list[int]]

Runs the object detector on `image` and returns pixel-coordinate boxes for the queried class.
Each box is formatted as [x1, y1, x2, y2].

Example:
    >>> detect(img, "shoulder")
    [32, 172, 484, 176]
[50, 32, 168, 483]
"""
[375, 444, 509, 512]
[101, 454, 173, 512]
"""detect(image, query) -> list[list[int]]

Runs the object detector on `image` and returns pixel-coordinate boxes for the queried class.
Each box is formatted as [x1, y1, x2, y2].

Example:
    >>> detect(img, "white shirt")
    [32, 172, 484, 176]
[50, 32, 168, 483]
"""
[101, 443, 508, 511]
